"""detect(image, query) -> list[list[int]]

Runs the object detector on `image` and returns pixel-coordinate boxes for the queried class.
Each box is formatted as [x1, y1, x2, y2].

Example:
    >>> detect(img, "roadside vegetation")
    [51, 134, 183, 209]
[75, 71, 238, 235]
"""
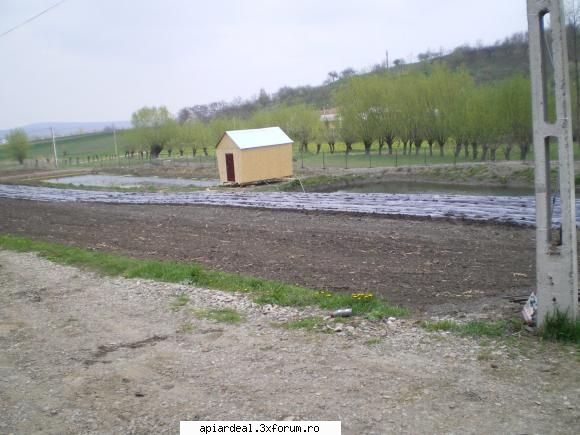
[0, 234, 407, 319]
[422, 316, 580, 345]
[421, 319, 522, 338]
[195, 308, 244, 324]
[539, 310, 580, 343]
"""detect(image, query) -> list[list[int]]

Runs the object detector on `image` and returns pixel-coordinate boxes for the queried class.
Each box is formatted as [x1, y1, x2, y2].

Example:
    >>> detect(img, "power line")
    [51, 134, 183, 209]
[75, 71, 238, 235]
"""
[0, 0, 68, 40]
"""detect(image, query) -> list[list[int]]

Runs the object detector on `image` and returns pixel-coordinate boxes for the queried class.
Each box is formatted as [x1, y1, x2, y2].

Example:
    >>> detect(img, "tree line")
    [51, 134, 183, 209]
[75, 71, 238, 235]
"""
[126, 64, 535, 162]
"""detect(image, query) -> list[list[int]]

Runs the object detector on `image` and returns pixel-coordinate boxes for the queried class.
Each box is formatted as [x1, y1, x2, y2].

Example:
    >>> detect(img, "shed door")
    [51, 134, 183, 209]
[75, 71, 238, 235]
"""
[225, 153, 235, 182]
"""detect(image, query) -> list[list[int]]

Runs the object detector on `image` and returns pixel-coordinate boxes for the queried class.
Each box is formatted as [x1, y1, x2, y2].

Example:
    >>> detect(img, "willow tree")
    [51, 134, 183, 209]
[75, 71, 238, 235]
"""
[131, 106, 177, 158]
[334, 76, 382, 155]
[496, 75, 532, 161]
[286, 105, 319, 153]
[397, 72, 427, 155]
[425, 65, 474, 157]
[6, 129, 29, 164]
[448, 76, 476, 158]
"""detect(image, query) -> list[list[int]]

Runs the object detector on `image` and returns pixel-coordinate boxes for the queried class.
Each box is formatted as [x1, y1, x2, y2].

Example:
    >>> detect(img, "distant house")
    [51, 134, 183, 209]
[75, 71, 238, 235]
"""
[215, 127, 293, 185]
[320, 107, 339, 123]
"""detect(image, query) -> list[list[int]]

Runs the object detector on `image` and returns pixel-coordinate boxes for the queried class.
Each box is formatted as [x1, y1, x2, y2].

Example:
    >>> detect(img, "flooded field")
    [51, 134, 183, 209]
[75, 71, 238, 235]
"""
[46, 174, 219, 188]
[0, 183, 576, 226]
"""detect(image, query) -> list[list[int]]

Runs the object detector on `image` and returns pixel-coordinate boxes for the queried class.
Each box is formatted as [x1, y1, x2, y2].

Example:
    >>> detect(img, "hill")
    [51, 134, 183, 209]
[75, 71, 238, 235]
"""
[0, 121, 131, 141]
[178, 31, 532, 122]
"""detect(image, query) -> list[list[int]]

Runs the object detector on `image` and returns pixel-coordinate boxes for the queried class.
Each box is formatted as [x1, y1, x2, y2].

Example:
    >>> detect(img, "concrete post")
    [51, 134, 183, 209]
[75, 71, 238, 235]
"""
[528, 0, 578, 326]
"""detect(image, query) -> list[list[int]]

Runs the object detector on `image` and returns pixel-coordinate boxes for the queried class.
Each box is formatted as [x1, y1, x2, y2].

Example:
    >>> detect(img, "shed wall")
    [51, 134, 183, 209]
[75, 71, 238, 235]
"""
[216, 134, 293, 184]
[238, 143, 293, 184]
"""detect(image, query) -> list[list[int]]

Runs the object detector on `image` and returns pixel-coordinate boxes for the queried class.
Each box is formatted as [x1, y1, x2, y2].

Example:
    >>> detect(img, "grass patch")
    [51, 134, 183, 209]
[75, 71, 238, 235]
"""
[196, 308, 243, 324]
[364, 338, 382, 346]
[170, 293, 190, 311]
[274, 317, 323, 331]
[0, 234, 408, 318]
[180, 322, 195, 334]
[539, 310, 580, 344]
[421, 319, 520, 338]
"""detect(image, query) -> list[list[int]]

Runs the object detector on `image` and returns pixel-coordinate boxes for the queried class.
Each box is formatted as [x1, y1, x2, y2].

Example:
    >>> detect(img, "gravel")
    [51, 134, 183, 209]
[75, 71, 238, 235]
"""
[1, 250, 579, 434]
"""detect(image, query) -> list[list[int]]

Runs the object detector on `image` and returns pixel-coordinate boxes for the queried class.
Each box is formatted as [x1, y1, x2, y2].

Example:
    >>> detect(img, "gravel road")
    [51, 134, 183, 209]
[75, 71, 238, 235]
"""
[1, 250, 579, 434]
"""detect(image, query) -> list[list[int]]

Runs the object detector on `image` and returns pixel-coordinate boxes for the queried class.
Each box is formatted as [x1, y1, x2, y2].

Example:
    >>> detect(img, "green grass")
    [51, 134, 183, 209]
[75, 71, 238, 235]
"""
[196, 308, 244, 324]
[180, 322, 195, 334]
[170, 293, 190, 311]
[0, 234, 407, 318]
[421, 319, 521, 338]
[539, 310, 580, 344]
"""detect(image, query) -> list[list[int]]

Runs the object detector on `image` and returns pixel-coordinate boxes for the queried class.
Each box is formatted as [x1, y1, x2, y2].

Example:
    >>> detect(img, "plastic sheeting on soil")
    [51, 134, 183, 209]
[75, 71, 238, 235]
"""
[0, 184, 576, 227]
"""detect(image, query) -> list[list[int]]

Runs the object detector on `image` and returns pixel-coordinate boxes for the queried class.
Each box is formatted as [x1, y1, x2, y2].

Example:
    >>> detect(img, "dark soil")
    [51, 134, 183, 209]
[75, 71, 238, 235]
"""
[0, 198, 537, 315]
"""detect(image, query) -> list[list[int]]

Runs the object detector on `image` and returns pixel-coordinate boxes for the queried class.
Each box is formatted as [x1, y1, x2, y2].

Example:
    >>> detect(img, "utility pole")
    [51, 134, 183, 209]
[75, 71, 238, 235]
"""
[572, 0, 580, 141]
[385, 50, 389, 70]
[113, 124, 118, 157]
[528, 0, 578, 326]
[50, 127, 58, 168]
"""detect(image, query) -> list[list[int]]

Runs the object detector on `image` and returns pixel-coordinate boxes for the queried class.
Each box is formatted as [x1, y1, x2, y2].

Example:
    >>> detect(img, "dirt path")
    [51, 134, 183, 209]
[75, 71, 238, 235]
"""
[0, 250, 579, 434]
[0, 198, 540, 316]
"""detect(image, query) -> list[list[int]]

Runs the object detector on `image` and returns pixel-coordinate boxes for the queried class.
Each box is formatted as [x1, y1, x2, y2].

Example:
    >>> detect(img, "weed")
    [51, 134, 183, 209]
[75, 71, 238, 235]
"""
[421, 319, 459, 333]
[180, 323, 195, 334]
[477, 349, 493, 361]
[170, 293, 190, 311]
[0, 234, 408, 318]
[421, 319, 519, 338]
[539, 310, 580, 344]
[196, 308, 243, 324]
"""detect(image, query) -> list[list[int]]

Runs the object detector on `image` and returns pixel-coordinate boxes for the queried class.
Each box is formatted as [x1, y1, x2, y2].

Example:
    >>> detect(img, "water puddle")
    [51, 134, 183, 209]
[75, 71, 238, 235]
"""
[46, 175, 219, 188]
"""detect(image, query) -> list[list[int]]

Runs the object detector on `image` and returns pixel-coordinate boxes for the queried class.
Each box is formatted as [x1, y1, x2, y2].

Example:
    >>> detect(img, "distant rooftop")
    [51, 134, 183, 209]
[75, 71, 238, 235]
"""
[225, 127, 293, 150]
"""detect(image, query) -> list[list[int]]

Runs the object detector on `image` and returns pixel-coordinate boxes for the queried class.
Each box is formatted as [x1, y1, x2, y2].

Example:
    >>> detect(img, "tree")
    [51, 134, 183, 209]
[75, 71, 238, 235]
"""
[340, 67, 356, 79]
[567, 0, 580, 140]
[131, 106, 177, 157]
[6, 129, 29, 164]
[334, 76, 382, 155]
[327, 71, 339, 83]
[398, 72, 427, 156]
[496, 75, 532, 161]
[257, 88, 271, 107]
[323, 118, 338, 154]
[285, 105, 319, 153]
[425, 65, 474, 157]
[177, 120, 211, 156]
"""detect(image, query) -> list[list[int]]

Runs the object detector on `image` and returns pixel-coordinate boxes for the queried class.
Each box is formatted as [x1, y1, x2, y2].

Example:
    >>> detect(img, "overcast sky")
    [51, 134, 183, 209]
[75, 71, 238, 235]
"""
[0, 0, 529, 130]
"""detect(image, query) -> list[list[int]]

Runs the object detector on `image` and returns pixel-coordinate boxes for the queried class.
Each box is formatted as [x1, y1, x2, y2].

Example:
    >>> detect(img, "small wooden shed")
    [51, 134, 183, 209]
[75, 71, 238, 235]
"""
[215, 127, 294, 185]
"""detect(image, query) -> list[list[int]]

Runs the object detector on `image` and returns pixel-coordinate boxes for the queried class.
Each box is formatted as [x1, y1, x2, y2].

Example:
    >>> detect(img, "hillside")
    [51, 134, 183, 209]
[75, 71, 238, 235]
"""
[0, 121, 131, 141]
[178, 32, 533, 122]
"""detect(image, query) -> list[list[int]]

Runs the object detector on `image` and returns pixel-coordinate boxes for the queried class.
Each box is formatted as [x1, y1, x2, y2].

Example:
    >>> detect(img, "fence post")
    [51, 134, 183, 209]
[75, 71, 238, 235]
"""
[322, 152, 326, 169]
[424, 148, 427, 165]
[369, 152, 372, 168]
[345, 152, 348, 169]
[395, 150, 398, 167]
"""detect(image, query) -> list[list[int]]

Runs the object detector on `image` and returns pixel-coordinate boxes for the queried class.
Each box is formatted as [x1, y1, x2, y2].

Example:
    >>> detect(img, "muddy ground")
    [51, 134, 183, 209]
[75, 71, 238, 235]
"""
[1, 250, 579, 434]
[0, 198, 539, 316]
